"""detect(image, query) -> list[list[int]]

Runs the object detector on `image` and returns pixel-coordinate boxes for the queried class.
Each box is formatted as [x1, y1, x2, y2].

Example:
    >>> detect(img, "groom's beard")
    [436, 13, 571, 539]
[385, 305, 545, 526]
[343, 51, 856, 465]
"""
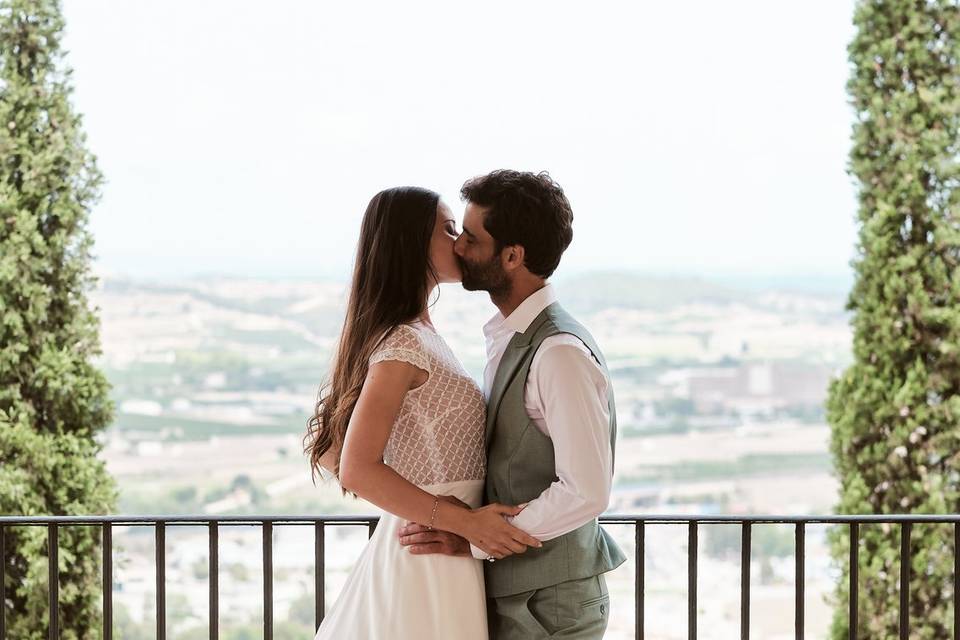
[459, 254, 510, 298]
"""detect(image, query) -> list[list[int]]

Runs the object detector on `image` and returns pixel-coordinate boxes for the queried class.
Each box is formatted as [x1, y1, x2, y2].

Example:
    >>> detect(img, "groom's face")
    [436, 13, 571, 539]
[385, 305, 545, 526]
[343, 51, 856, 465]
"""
[454, 203, 510, 295]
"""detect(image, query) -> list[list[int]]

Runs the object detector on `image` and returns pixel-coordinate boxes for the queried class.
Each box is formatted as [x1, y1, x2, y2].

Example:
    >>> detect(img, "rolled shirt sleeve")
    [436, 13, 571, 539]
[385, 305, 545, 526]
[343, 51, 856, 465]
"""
[469, 334, 613, 561]
[504, 337, 613, 540]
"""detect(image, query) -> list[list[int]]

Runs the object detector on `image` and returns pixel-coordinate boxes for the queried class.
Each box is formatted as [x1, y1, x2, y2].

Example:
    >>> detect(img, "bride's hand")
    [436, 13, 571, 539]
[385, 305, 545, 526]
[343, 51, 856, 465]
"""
[463, 503, 542, 559]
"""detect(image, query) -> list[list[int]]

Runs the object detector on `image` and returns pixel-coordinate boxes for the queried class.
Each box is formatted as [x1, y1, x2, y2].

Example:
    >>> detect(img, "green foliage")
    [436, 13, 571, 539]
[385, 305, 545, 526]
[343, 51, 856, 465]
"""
[827, 2, 960, 638]
[286, 590, 316, 628]
[0, 0, 117, 637]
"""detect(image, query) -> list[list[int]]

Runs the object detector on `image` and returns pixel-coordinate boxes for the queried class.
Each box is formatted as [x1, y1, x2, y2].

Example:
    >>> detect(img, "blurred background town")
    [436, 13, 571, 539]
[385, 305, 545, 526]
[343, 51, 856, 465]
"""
[93, 270, 850, 639]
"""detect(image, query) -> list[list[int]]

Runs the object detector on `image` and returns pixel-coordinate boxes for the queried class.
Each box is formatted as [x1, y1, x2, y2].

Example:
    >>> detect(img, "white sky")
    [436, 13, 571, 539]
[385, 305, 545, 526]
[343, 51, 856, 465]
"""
[61, 1, 858, 282]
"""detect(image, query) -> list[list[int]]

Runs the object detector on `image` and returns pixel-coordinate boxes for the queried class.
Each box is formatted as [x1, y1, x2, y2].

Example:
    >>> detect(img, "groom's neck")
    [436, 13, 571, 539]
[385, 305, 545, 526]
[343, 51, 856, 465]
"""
[491, 275, 548, 318]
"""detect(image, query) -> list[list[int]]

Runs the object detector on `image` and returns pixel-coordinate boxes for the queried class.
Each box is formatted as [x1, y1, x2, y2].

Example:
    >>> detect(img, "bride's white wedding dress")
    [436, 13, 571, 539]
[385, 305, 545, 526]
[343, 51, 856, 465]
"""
[314, 321, 489, 640]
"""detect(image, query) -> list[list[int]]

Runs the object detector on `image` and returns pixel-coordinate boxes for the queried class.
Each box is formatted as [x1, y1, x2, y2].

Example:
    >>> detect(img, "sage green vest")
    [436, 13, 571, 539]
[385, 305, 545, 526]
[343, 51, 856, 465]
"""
[484, 302, 626, 597]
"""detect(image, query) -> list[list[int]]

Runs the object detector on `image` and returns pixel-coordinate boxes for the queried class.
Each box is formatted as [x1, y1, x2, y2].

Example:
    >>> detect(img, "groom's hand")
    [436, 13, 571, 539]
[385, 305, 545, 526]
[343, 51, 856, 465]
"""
[398, 523, 470, 557]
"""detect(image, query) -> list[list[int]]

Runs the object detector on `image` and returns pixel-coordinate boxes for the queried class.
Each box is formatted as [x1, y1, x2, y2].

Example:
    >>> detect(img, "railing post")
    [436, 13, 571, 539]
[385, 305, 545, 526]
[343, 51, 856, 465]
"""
[103, 524, 112, 640]
[209, 522, 218, 640]
[849, 522, 858, 640]
[1, 525, 5, 640]
[315, 521, 325, 631]
[156, 522, 166, 640]
[636, 522, 644, 640]
[795, 522, 805, 640]
[48, 524, 58, 640]
[955, 523, 959, 640]
[900, 522, 911, 640]
[741, 523, 751, 640]
[263, 522, 273, 640]
[688, 522, 697, 640]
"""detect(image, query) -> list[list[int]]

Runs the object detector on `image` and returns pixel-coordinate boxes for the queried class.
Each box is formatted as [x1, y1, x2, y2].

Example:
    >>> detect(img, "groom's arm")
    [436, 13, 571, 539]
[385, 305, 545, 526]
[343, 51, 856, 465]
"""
[501, 336, 613, 539]
[462, 337, 612, 560]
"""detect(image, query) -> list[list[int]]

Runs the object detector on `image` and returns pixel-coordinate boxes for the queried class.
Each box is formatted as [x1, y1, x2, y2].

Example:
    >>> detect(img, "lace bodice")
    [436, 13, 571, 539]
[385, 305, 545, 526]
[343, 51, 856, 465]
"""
[368, 322, 486, 486]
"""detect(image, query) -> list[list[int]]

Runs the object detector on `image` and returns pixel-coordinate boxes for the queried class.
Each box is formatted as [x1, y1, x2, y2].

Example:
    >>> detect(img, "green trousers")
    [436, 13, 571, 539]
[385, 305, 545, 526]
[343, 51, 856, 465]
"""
[487, 573, 610, 639]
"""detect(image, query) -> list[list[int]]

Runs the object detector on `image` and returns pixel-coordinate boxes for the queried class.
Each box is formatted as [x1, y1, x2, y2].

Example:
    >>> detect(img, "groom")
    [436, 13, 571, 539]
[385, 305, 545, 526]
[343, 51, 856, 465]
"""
[398, 170, 625, 639]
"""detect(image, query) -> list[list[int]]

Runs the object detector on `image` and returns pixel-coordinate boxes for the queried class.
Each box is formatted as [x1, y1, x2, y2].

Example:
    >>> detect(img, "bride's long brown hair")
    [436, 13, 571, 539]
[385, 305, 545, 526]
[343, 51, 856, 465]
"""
[305, 187, 440, 485]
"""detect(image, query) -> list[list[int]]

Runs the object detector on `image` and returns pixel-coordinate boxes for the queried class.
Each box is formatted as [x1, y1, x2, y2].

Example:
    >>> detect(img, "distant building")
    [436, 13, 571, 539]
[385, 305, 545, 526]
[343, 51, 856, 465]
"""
[683, 362, 833, 414]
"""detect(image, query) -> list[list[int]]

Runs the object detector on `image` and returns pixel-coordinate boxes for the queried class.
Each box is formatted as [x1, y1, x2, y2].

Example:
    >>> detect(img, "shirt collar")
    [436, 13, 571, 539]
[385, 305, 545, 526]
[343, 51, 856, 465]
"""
[482, 283, 558, 339]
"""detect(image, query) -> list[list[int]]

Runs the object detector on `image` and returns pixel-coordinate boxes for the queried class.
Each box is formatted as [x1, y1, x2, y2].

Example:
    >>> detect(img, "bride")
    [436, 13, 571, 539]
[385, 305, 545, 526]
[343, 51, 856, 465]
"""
[304, 186, 541, 639]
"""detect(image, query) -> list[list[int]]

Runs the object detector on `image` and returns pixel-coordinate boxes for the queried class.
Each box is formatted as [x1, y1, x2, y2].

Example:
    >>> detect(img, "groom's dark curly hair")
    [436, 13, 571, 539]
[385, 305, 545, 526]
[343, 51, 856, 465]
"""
[460, 170, 573, 279]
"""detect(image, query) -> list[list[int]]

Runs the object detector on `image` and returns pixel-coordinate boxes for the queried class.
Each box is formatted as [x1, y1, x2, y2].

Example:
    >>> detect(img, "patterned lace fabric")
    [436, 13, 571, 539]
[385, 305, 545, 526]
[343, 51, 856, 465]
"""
[368, 322, 486, 486]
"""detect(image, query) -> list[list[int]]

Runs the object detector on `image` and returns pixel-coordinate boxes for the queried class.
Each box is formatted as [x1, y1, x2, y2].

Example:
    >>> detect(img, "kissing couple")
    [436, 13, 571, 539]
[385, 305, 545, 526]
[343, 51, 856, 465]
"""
[306, 170, 625, 639]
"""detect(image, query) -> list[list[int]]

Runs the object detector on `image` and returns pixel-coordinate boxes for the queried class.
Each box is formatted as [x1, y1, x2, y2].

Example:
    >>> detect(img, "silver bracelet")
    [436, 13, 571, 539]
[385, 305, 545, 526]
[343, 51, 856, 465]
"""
[426, 497, 440, 530]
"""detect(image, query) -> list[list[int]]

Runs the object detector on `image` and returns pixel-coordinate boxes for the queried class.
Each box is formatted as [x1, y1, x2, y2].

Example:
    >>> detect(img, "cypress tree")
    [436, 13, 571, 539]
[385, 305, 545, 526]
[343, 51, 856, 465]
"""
[827, 1, 960, 638]
[0, 1, 116, 637]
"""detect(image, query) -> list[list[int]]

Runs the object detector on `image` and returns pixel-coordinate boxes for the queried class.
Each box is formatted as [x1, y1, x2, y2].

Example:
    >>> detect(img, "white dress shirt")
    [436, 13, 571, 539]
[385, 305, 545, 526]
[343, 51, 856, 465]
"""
[470, 284, 614, 560]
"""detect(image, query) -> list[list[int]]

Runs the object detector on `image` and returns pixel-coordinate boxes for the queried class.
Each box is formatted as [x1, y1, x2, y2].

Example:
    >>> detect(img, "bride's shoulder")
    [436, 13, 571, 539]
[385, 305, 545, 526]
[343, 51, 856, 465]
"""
[369, 323, 433, 369]
[375, 323, 421, 350]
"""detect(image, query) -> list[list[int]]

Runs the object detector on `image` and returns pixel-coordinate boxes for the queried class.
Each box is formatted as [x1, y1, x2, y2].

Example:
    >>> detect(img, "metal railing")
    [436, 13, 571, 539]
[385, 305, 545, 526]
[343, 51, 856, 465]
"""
[2, 513, 959, 640]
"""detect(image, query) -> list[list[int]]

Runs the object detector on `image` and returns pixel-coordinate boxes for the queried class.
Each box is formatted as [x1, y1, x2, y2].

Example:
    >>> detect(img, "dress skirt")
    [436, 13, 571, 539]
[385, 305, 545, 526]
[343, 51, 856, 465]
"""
[314, 479, 488, 640]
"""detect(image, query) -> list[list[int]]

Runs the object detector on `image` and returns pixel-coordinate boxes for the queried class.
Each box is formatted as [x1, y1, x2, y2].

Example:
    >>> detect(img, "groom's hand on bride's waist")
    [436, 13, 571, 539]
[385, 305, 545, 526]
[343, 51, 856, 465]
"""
[397, 523, 471, 557]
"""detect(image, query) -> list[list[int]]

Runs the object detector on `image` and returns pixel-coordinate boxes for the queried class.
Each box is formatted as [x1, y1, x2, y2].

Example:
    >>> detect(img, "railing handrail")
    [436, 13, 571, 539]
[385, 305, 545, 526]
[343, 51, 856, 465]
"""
[2, 512, 960, 525]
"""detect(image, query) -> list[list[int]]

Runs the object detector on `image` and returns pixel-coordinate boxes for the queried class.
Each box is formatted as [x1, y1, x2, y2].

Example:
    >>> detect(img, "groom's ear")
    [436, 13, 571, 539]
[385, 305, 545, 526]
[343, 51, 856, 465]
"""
[501, 244, 526, 273]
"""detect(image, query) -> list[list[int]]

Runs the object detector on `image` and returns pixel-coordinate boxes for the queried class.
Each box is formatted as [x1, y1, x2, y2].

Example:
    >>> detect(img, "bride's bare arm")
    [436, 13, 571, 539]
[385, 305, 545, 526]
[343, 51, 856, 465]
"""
[339, 359, 541, 558]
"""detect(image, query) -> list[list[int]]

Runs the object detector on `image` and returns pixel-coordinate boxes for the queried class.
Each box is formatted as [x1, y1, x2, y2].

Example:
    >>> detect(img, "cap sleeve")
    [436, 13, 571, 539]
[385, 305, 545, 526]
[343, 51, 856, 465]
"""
[368, 324, 431, 373]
